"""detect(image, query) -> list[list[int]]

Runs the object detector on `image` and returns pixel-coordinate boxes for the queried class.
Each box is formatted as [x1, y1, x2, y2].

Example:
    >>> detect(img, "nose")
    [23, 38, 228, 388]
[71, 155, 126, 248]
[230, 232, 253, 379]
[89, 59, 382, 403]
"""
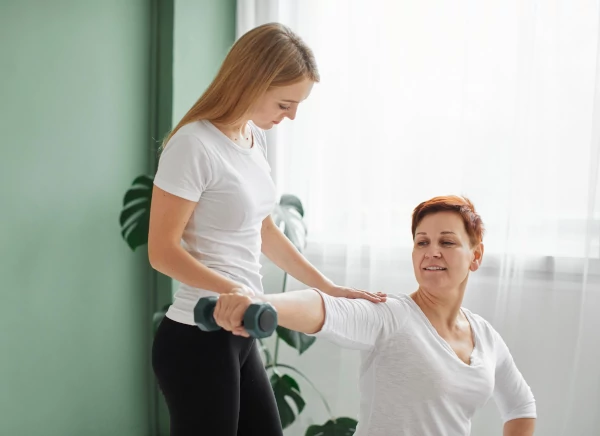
[424, 246, 442, 259]
[286, 107, 298, 120]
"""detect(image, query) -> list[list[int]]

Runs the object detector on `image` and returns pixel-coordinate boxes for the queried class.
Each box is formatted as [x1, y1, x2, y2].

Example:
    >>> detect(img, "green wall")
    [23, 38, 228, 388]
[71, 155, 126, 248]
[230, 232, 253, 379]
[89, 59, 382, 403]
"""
[0, 0, 236, 435]
[155, 1, 237, 431]
[172, 0, 237, 123]
[0, 1, 153, 435]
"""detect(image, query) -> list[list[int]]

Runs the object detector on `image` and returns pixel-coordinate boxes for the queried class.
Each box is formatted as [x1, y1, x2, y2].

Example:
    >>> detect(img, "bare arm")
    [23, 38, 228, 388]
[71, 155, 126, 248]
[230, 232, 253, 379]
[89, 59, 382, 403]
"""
[261, 215, 332, 290]
[216, 289, 401, 351]
[261, 216, 383, 302]
[148, 186, 245, 294]
[503, 418, 535, 436]
[260, 288, 326, 334]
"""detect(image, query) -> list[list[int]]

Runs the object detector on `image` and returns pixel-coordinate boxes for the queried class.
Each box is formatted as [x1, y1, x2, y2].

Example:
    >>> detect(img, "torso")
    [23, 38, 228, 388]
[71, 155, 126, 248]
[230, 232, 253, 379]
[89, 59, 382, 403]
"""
[436, 314, 475, 365]
[357, 295, 496, 436]
[155, 120, 277, 326]
[411, 293, 476, 365]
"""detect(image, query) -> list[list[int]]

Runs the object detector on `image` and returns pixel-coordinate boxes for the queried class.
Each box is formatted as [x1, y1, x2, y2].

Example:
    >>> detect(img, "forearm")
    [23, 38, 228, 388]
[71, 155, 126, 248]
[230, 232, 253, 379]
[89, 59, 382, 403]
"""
[261, 225, 331, 290]
[503, 418, 535, 436]
[149, 245, 241, 294]
[258, 288, 325, 334]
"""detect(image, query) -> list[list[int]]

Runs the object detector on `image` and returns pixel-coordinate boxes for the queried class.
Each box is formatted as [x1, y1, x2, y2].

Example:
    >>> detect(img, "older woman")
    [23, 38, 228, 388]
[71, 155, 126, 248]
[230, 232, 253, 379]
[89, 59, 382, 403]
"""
[214, 195, 537, 435]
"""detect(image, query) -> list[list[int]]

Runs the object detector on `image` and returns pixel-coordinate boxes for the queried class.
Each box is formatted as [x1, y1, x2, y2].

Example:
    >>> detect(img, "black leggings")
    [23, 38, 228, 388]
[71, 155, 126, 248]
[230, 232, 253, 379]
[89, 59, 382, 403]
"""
[152, 316, 283, 436]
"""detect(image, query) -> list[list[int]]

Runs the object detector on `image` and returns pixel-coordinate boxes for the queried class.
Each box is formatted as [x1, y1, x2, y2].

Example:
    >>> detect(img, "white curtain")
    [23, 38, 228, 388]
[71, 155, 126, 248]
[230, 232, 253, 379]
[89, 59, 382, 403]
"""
[240, 1, 600, 435]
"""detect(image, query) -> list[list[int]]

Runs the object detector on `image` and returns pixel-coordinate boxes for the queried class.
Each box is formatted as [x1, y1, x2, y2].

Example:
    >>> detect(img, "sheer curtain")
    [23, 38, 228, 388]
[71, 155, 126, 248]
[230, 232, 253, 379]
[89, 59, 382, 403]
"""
[240, 1, 600, 435]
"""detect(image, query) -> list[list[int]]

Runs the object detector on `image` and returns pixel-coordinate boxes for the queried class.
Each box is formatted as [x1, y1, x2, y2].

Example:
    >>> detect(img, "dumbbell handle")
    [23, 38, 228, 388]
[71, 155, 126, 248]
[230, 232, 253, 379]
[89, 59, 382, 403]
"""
[193, 296, 278, 339]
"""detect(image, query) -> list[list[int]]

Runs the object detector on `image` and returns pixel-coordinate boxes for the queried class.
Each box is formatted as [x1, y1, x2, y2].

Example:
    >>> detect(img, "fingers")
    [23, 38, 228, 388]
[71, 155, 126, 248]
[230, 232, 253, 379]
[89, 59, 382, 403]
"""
[230, 301, 249, 333]
[350, 289, 387, 303]
[232, 326, 250, 337]
[213, 293, 251, 332]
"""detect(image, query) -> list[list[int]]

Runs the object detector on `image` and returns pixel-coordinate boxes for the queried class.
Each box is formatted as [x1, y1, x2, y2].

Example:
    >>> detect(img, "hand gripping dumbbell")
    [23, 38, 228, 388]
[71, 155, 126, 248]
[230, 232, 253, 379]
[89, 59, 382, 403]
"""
[193, 296, 278, 339]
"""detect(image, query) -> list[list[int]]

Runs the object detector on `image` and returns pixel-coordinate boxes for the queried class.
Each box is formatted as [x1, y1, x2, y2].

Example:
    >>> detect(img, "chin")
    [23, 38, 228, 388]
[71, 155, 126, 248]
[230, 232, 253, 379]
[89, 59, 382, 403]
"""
[419, 276, 450, 288]
[253, 120, 273, 130]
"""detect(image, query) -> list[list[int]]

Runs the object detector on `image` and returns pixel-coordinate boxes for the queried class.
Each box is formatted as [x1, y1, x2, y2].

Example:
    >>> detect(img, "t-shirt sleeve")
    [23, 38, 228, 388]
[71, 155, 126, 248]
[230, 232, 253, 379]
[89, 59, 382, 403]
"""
[309, 292, 408, 350]
[492, 329, 537, 423]
[153, 134, 213, 202]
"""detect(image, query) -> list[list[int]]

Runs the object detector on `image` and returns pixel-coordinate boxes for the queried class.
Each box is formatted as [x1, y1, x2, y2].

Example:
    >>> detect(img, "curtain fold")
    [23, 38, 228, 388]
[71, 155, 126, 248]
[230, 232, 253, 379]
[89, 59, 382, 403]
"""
[240, 1, 600, 435]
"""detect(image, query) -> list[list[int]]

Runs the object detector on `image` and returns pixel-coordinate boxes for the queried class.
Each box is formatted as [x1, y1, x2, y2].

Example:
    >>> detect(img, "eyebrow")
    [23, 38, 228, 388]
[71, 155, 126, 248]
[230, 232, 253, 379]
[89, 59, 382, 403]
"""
[281, 99, 299, 103]
[415, 231, 456, 236]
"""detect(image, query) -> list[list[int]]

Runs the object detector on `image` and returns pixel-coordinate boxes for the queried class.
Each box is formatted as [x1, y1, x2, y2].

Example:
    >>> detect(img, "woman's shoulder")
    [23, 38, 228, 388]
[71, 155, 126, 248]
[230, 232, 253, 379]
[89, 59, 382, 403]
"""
[169, 120, 212, 144]
[381, 293, 420, 321]
[161, 121, 223, 159]
[386, 293, 414, 306]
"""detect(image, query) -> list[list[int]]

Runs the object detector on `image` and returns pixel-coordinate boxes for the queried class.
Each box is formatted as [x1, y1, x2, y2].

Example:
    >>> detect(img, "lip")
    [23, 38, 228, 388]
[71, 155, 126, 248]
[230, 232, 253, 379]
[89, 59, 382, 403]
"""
[422, 266, 447, 271]
[272, 120, 280, 125]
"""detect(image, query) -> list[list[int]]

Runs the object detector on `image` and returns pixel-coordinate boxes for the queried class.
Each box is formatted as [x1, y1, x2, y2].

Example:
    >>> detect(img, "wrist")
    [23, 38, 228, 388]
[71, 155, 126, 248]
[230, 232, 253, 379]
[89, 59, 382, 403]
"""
[314, 278, 334, 293]
[252, 293, 270, 304]
[218, 281, 253, 296]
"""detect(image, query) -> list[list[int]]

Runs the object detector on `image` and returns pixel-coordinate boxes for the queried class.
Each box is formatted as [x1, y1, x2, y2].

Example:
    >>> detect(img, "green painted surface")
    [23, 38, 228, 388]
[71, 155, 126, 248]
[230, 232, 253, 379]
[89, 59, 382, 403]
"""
[172, 0, 237, 123]
[0, 0, 237, 434]
[155, 2, 237, 433]
[0, 1, 153, 435]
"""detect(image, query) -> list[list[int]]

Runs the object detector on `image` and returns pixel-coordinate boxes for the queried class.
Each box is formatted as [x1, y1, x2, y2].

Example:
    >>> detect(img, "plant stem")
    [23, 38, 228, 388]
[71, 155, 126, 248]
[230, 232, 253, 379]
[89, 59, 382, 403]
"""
[258, 338, 272, 366]
[273, 272, 289, 366]
[265, 363, 334, 419]
[281, 271, 288, 294]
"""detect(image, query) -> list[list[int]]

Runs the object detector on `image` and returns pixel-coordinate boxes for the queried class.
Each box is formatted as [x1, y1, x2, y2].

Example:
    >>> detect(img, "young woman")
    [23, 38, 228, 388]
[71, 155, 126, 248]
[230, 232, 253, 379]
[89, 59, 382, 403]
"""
[148, 23, 385, 436]
[215, 196, 537, 436]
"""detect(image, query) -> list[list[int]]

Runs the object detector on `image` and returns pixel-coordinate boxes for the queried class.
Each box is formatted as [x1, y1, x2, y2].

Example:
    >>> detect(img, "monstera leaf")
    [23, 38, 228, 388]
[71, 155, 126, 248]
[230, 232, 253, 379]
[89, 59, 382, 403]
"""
[272, 194, 307, 251]
[119, 175, 154, 250]
[270, 373, 306, 429]
[276, 326, 316, 355]
[305, 417, 358, 436]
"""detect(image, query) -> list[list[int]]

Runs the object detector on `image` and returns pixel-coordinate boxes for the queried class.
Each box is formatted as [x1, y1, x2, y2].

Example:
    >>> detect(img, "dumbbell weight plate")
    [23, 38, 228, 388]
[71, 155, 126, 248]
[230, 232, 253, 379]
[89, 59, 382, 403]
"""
[193, 296, 220, 332]
[243, 303, 278, 339]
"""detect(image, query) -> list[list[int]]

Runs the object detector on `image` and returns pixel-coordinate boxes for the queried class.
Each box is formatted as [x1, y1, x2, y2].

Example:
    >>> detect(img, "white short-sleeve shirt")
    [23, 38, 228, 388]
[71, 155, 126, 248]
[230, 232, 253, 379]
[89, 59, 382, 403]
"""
[153, 120, 277, 325]
[312, 292, 537, 436]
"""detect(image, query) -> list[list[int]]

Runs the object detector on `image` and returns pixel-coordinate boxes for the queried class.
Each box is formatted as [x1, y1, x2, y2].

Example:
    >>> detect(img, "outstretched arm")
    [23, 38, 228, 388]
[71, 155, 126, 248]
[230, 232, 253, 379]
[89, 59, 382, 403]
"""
[216, 288, 326, 335]
[214, 288, 401, 350]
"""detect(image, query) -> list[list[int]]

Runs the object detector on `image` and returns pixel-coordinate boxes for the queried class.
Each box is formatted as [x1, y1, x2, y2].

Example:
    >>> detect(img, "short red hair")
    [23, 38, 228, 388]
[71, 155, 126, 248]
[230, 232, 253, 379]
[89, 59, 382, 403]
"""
[411, 195, 485, 246]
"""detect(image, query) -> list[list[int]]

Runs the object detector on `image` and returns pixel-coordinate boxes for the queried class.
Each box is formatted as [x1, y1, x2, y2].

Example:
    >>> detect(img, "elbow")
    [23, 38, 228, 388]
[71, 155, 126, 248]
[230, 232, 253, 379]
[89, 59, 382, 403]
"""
[147, 237, 172, 273]
[147, 247, 163, 272]
[306, 290, 327, 334]
[502, 400, 537, 424]
[503, 417, 536, 435]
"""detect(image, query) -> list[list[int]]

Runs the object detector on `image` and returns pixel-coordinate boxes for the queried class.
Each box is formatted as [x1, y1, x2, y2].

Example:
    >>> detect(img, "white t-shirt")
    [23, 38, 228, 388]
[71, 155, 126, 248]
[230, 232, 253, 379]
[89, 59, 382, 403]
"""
[313, 292, 537, 436]
[153, 120, 277, 326]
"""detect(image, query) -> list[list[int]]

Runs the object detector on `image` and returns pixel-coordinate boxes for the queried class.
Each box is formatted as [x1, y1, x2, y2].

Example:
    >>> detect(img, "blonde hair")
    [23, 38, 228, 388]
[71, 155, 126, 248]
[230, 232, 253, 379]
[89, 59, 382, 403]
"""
[163, 22, 319, 146]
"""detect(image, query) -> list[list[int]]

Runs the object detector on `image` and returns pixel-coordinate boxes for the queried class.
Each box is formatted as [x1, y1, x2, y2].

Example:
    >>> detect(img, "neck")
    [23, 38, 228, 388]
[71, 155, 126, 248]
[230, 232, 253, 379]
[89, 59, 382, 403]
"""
[411, 284, 466, 329]
[214, 120, 249, 138]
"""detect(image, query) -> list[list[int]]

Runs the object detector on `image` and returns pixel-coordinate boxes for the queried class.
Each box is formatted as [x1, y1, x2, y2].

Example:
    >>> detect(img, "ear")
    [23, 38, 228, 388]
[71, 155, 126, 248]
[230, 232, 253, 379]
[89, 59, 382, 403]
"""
[470, 243, 484, 272]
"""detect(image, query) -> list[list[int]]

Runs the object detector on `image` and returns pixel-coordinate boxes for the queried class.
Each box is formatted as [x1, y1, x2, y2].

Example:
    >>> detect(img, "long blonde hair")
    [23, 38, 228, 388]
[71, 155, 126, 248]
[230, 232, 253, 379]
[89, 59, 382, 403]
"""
[163, 22, 319, 147]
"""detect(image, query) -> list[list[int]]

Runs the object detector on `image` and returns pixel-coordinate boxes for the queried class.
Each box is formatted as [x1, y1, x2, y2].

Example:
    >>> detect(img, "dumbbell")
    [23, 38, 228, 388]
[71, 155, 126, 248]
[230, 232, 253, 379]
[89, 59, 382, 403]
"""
[193, 296, 278, 339]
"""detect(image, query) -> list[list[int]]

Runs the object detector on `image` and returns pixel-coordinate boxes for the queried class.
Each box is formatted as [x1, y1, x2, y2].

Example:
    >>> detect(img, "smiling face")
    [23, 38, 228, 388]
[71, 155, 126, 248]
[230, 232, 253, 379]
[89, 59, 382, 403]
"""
[249, 77, 314, 130]
[412, 211, 484, 294]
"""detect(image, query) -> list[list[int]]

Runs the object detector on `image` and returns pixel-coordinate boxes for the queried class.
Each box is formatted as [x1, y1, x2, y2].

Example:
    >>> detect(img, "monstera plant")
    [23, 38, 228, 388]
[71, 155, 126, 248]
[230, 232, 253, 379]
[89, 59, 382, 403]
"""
[119, 175, 358, 435]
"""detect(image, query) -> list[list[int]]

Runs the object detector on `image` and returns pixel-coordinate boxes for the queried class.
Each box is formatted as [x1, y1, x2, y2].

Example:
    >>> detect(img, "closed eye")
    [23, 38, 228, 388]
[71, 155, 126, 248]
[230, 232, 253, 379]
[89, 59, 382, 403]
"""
[279, 104, 290, 110]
